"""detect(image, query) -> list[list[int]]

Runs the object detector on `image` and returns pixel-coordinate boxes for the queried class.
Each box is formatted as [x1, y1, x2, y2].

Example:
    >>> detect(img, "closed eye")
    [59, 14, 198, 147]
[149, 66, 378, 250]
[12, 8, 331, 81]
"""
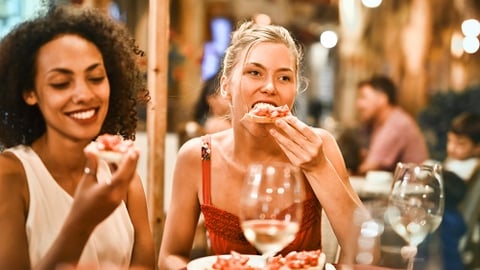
[50, 82, 70, 90]
[89, 76, 106, 84]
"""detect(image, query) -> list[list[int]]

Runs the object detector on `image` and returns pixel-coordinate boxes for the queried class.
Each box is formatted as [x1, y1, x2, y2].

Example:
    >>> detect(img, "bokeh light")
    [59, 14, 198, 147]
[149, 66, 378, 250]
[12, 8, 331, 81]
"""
[461, 19, 480, 37]
[361, 0, 382, 8]
[463, 36, 480, 54]
[320, 30, 338, 49]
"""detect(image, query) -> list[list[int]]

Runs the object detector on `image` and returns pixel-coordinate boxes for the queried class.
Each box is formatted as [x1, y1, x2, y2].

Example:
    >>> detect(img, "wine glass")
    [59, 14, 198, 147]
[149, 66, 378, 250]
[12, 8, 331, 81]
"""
[386, 162, 444, 270]
[239, 162, 305, 260]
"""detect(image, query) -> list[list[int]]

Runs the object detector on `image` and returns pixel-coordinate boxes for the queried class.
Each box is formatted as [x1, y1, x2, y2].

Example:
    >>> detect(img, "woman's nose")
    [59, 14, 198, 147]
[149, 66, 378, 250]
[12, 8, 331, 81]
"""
[260, 79, 276, 94]
[72, 81, 95, 104]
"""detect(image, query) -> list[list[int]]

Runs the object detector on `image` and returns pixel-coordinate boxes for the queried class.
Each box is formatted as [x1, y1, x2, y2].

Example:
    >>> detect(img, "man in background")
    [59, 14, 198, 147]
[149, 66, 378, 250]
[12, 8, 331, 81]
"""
[355, 75, 429, 175]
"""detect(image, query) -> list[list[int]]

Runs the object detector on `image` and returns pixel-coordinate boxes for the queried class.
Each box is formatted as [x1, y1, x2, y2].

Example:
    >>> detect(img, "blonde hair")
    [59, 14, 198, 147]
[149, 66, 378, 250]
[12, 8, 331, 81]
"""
[221, 21, 305, 92]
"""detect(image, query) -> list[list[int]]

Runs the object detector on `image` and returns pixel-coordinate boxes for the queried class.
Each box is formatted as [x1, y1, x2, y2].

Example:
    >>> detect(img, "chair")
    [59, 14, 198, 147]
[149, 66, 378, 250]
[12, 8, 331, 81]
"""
[459, 170, 480, 268]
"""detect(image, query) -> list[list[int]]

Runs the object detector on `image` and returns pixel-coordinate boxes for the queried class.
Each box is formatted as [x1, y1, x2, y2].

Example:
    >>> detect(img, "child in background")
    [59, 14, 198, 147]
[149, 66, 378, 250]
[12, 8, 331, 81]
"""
[440, 112, 480, 270]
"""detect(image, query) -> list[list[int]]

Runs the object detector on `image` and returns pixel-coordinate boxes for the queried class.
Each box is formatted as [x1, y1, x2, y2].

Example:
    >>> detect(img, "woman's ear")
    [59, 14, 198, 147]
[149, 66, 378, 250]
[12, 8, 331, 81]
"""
[220, 75, 231, 100]
[23, 91, 38, 105]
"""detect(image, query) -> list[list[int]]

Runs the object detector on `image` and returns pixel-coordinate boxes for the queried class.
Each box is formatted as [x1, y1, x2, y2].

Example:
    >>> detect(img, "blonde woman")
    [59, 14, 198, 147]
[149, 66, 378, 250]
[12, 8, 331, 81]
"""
[159, 20, 364, 270]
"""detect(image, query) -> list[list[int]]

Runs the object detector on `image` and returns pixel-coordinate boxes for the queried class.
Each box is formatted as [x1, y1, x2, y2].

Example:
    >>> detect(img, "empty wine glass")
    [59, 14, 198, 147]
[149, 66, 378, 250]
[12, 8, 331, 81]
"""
[386, 162, 444, 270]
[239, 162, 305, 260]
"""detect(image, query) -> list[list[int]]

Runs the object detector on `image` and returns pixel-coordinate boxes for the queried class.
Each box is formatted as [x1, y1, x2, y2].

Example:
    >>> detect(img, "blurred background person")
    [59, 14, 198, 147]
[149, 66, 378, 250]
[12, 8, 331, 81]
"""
[438, 112, 480, 270]
[193, 72, 231, 135]
[355, 75, 429, 175]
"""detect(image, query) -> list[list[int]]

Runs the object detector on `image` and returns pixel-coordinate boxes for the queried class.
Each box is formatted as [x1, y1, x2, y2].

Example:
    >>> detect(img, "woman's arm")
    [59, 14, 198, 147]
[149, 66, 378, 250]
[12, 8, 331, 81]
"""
[269, 116, 366, 263]
[126, 174, 155, 269]
[0, 153, 31, 270]
[158, 138, 203, 270]
[36, 147, 142, 269]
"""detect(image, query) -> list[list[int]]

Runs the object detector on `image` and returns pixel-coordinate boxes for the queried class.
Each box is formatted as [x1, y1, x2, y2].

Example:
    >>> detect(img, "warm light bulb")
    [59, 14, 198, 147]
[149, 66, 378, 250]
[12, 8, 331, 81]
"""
[451, 32, 464, 57]
[461, 19, 480, 37]
[320, 30, 338, 49]
[463, 36, 480, 54]
[361, 0, 382, 8]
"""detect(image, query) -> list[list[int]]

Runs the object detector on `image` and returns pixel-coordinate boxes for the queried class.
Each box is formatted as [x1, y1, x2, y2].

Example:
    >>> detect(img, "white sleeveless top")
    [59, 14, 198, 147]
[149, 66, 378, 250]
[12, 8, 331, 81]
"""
[7, 145, 134, 269]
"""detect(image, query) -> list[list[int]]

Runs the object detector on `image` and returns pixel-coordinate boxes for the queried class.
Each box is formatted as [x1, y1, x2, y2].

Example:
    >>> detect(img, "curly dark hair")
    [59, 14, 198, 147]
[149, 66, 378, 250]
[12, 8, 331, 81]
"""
[0, 6, 147, 148]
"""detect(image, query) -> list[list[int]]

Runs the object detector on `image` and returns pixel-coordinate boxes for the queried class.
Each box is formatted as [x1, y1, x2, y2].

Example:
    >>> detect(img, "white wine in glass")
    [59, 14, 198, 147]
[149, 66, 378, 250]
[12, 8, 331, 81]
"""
[386, 162, 444, 270]
[239, 162, 305, 259]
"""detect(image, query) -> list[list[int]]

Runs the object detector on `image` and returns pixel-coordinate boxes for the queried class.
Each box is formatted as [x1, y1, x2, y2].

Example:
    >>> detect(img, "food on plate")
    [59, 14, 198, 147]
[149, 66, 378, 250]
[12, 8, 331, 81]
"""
[243, 103, 290, 124]
[85, 134, 134, 164]
[209, 250, 326, 270]
[267, 250, 326, 270]
[210, 251, 258, 270]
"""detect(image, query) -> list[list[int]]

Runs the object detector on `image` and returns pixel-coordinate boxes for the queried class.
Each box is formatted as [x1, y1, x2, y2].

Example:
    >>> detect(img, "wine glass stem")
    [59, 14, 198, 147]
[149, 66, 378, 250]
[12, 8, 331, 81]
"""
[402, 245, 417, 270]
[407, 256, 414, 270]
[261, 253, 272, 268]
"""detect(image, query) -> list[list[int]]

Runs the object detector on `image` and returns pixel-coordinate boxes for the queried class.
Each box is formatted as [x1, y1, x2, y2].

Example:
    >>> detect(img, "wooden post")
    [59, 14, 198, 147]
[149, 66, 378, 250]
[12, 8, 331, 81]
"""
[147, 0, 169, 259]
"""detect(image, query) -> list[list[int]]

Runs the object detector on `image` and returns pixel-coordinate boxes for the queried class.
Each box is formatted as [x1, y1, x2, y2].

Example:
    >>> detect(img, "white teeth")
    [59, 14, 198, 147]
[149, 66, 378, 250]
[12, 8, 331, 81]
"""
[253, 102, 275, 109]
[70, 109, 95, 120]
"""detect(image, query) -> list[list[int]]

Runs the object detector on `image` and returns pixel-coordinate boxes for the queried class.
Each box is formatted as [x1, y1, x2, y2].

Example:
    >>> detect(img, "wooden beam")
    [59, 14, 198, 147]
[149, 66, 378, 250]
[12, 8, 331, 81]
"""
[147, 0, 169, 258]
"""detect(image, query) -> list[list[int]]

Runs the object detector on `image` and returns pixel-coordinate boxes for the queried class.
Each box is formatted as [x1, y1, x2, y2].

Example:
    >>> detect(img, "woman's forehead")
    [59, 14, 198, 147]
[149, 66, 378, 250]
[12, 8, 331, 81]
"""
[242, 42, 295, 70]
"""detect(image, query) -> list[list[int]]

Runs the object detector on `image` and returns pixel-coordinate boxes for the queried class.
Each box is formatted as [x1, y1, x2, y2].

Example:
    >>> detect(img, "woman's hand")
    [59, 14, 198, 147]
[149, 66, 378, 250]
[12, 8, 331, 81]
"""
[269, 116, 326, 171]
[69, 146, 140, 231]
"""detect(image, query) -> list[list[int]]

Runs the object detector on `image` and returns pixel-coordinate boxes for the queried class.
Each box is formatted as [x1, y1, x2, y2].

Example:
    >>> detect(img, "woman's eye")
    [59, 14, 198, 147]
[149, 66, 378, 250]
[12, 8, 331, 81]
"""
[89, 76, 106, 84]
[279, 75, 292, 82]
[247, 70, 261, 76]
[50, 82, 70, 89]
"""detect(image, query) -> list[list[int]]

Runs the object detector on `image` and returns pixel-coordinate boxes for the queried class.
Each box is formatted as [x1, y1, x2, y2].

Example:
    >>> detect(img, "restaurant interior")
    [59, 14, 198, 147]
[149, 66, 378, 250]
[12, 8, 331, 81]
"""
[2, 0, 480, 269]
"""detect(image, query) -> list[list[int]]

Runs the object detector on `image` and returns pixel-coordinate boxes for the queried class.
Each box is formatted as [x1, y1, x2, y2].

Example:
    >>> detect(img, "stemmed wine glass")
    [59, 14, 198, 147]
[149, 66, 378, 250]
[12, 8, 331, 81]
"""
[386, 162, 444, 270]
[239, 162, 305, 261]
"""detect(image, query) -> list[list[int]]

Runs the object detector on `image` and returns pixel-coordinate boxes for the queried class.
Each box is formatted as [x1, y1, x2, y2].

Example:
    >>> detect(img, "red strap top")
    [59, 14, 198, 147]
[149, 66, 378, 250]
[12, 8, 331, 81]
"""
[200, 135, 322, 255]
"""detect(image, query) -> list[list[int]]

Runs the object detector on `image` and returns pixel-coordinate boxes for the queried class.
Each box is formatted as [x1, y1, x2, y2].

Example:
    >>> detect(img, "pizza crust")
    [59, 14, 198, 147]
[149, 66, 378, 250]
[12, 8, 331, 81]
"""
[243, 112, 280, 123]
[96, 150, 124, 164]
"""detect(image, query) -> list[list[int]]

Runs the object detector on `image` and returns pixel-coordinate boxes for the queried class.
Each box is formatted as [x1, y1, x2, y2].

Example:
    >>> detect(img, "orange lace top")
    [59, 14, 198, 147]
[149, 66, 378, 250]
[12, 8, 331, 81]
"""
[200, 135, 322, 255]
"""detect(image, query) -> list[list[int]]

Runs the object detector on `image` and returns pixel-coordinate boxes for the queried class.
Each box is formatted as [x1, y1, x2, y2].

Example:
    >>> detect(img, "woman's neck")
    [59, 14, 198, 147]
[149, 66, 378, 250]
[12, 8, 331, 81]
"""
[231, 128, 286, 165]
[31, 135, 88, 175]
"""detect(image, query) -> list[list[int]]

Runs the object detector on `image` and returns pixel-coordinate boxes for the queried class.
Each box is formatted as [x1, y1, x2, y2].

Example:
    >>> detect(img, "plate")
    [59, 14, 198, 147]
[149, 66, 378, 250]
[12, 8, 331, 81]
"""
[187, 253, 327, 270]
[187, 254, 264, 270]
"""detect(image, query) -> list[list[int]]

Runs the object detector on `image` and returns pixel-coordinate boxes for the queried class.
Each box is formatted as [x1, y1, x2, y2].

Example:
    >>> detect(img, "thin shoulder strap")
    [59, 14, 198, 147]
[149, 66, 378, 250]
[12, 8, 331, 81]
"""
[201, 135, 212, 205]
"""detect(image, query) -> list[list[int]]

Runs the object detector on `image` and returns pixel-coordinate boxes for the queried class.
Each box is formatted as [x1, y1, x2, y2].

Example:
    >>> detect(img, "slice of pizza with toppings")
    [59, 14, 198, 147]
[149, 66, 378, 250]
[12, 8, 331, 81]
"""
[85, 134, 134, 165]
[244, 103, 291, 124]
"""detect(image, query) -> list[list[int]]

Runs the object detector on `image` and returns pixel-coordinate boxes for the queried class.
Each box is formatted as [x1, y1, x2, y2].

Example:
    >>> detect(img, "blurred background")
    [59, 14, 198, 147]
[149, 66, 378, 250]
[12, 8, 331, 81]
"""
[4, 0, 479, 157]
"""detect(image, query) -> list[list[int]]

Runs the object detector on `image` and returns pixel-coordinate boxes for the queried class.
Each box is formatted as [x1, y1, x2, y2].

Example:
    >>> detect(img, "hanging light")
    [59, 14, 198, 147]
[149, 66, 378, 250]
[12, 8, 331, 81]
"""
[320, 30, 338, 49]
[361, 0, 382, 8]
[461, 19, 480, 37]
[463, 36, 480, 54]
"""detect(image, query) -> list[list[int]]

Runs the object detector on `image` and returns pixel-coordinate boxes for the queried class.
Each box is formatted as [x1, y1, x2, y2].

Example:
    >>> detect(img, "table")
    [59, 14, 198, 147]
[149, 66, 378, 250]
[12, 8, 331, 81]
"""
[181, 264, 404, 270]
[334, 264, 404, 270]
[349, 176, 392, 200]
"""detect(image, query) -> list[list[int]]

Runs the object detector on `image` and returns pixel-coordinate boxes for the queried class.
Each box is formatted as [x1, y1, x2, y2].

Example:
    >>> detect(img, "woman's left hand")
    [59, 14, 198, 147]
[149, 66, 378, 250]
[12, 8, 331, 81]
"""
[269, 116, 326, 171]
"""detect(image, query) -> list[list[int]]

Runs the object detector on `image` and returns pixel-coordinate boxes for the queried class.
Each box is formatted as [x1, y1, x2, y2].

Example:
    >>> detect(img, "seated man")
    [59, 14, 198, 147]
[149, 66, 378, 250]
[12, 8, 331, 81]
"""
[355, 75, 429, 175]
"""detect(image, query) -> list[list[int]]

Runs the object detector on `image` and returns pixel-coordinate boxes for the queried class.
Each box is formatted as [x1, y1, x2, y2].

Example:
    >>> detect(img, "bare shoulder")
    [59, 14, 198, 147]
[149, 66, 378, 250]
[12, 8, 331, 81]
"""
[0, 151, 28, 210]
[176, 136, 205, 163]
[0, 151, 27, 182]
[176, 130, 232, 161]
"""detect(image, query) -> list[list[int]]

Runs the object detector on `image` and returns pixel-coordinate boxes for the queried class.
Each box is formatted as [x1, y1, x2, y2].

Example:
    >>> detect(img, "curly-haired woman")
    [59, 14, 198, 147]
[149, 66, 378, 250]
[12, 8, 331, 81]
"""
[0, 6, 154, 270]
